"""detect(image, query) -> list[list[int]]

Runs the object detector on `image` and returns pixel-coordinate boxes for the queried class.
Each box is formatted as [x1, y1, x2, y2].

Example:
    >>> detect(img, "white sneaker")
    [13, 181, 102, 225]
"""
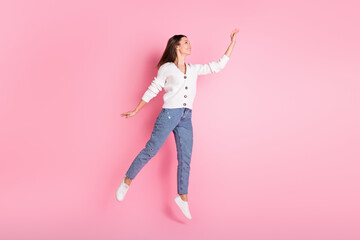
[116, 177, 130, 201]
[174, 195, 192, 219]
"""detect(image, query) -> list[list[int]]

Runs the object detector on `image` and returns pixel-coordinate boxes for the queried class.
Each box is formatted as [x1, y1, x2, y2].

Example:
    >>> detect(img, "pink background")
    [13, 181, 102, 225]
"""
[1, 0, 359, 239]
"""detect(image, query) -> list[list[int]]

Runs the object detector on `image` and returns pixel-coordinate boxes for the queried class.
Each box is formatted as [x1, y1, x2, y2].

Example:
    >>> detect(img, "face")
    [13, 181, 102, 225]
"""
[176, 37, 192, 55]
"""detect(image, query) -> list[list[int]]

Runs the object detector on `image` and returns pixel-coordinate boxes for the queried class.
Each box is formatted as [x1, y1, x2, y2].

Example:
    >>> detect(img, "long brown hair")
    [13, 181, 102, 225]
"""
[156, 34, 187, 69]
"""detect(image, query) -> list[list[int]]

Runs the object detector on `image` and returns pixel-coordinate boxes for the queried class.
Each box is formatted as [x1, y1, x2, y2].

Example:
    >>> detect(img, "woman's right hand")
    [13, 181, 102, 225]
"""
[121, 110, 137, 118]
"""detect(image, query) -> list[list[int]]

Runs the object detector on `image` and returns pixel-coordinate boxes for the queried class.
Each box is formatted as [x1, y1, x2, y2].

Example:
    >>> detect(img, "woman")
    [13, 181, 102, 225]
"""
[117, 29, 239, 220]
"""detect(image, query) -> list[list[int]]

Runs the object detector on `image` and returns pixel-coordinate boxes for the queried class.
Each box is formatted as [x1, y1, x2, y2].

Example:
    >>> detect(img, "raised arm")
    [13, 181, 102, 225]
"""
[194, 28, 239, 76]
[225, 28, 238, 58]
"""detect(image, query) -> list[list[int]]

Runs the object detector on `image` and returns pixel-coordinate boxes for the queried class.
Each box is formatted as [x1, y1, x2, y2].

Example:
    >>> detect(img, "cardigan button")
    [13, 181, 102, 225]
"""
[183, 103, 186, 106]
[184, 76, 187, 79]
[185, 86, 188, 89]
[184, 95, 187, 98]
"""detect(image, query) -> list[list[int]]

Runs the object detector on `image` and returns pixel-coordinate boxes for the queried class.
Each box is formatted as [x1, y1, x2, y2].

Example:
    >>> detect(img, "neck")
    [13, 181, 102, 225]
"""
[174, 54, 186, 66]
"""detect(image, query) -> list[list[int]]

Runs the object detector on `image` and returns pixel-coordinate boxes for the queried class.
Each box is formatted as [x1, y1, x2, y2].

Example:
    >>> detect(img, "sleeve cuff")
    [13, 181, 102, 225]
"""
[222, 54, 230, 61]
[142, 95, 151, 103]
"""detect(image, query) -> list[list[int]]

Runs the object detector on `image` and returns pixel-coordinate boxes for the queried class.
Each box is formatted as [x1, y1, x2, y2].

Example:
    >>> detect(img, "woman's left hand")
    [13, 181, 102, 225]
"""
[230, 28, 239, 43]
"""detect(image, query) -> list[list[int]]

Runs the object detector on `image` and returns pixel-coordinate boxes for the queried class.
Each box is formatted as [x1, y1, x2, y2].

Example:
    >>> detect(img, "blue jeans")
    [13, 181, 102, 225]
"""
[126, 107, 193, 194]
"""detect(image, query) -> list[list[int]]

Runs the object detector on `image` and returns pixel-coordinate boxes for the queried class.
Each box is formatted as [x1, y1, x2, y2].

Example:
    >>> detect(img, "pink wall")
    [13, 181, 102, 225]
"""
[1, 0, 359, 239]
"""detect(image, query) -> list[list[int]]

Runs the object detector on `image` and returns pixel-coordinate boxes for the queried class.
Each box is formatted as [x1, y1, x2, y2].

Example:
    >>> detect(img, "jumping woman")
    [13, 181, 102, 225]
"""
[117, 28, 239, 220]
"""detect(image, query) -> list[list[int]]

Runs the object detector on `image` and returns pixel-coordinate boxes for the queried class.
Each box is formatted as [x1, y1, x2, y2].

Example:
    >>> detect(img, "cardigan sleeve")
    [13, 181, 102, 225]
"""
[141, 64, 168, 103]
[193, 54, 230, 76]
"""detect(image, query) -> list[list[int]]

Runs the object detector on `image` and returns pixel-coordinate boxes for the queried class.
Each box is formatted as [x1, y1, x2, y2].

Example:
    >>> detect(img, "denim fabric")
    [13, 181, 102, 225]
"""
[126, 107, 193, 194]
